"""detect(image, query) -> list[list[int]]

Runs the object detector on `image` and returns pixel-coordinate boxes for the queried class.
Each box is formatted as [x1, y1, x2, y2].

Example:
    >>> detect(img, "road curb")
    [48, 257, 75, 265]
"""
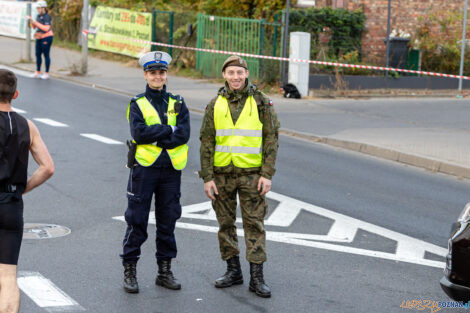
[280, 128, 469, 180]
[4, 62, 469, 180]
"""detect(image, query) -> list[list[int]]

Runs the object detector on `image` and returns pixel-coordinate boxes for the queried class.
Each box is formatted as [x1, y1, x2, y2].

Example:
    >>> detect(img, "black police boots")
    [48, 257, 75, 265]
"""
[215, 256, 243, 288]
[249, 262, 271, 298]
[155, 259, 181, 290]
[123, 263, 139, 293]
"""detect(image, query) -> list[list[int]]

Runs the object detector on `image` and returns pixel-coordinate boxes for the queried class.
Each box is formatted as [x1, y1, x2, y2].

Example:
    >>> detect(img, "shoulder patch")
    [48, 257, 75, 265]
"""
[269, 99, 273, 106]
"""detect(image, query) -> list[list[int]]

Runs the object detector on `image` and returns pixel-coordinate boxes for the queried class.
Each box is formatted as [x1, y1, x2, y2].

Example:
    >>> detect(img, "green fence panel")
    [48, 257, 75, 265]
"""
[196, 14, 262, 79]
[407, 49, 420, 76]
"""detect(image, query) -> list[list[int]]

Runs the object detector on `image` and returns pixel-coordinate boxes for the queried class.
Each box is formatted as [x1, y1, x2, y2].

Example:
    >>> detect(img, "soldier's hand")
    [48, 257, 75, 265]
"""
[257, 177, 271, 196]
[204, 180, 219, 200]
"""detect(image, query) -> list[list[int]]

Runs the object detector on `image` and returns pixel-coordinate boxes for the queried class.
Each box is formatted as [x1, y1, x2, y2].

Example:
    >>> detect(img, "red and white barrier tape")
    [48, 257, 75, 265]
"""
[82, 30, 470, 80]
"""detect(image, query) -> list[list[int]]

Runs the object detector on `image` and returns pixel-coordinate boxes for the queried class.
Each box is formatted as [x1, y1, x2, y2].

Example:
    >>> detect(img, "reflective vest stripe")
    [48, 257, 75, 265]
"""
[215, 129, 232, 136]
[215, 145, 262, 154]
[215, 145, 231, 153]
[216, 129, 262, 137]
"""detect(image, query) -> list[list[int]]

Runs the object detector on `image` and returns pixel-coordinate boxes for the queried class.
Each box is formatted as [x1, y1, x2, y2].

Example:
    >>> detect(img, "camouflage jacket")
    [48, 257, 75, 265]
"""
[199, 80, 280, 182]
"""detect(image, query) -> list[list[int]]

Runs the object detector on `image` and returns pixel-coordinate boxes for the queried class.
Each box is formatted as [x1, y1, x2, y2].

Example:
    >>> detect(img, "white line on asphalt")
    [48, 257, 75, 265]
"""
[80, 133, 124, 145]
[17, 271, 85, 312]
[11, 107, 27, 114]
[33, 118, 68, 127]
[112, 191, 447, 269]
[0, 64, 33, 78]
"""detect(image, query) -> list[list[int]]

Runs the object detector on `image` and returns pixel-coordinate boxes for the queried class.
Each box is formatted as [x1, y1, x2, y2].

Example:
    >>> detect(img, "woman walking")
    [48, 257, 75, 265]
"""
[28, 1, 53, 79]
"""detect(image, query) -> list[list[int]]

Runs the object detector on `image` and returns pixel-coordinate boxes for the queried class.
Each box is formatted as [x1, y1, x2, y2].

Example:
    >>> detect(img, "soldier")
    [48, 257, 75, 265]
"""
[199, 55, 280, 298]
[120, 51, 190, 293]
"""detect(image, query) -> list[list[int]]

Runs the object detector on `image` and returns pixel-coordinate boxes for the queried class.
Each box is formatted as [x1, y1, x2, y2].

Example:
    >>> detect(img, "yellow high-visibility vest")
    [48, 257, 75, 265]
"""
[127, 96, 188, 170]
[214, 95, 263, 168]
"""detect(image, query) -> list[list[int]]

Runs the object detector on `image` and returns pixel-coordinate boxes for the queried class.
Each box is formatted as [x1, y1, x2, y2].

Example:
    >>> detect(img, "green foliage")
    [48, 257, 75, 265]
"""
[289, 7, 365, 60]
[199, 0, 285, 21]
[414, 8, 470, 75]
[47, 0, 82, 42]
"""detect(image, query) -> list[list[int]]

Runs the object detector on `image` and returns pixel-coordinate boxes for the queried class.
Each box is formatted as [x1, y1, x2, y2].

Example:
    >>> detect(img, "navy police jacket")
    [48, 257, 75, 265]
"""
[128, 84, 190, 168]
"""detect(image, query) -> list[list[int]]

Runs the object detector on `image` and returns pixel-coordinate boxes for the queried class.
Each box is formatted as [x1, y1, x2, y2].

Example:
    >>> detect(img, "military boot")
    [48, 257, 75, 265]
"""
[249, 263, 271, 298]
[123, 263, 139, 293]
[155, 259, 181, 290]
[214, 256, 243, 288]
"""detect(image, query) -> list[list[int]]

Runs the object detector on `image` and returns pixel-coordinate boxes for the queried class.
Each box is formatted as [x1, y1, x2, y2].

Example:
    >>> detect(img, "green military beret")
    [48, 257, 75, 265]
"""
[222, 55, 248, 72]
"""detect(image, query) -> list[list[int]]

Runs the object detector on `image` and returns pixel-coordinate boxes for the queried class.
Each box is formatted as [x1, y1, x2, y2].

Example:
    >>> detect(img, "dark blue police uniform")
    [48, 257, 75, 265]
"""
[121, 84, 190, 264]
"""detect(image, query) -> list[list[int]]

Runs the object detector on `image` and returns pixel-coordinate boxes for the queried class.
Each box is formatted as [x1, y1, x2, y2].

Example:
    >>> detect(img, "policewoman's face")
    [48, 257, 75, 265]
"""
[144, 69, 167, 90]
[223, 66, 249, 91]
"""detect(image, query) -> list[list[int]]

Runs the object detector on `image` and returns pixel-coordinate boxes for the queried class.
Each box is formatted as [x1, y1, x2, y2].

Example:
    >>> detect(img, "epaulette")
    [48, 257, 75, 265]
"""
[253, 90, 271, 107]
[169, 93, 183, 104]
[131, 92, 145, 102]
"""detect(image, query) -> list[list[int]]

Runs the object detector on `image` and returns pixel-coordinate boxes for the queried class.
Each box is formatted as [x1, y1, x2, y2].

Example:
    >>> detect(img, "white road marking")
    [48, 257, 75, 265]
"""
[17, 271, 85, 312]
[11, 107, 27, 114]
[80, 133, 123, 145]
[33, 118, 68, 127]
[0, 64, 33, 78]
[113, 191, 447, 269]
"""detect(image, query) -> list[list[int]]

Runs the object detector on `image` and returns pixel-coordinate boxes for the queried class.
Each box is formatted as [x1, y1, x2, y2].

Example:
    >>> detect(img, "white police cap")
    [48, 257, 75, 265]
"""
[139, 51, 172, 71]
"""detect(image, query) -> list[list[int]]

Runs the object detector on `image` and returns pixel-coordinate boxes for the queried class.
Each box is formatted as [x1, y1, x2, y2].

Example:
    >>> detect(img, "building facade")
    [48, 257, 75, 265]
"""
[313, 0, 466, 64]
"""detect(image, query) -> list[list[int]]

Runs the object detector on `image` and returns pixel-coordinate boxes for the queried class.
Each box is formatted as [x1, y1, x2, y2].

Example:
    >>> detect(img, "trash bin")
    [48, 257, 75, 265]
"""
[385, 37, 409, 69]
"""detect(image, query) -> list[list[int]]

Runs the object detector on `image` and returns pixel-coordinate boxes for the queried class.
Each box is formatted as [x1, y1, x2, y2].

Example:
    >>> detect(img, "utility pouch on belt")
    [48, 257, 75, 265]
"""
[126, 140, 137, 168]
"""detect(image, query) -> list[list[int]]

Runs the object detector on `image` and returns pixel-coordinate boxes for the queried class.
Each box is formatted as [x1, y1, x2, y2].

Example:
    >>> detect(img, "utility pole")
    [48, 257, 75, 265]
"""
[385, 0, 391, 77]
[459, 0, 469, 92]
[281, 0, 290, 86]
[25, 2, 32, 62]
[81, 0, 89, 75]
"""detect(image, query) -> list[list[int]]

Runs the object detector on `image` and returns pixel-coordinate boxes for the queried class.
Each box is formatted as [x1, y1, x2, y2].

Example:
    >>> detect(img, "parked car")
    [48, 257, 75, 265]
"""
[440, 203, 470, 301]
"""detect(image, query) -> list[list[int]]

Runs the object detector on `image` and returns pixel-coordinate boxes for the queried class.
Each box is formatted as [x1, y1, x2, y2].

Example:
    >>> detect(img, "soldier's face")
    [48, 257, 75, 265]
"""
[144, 69, 167, 90]
[223, 66, 249, 91]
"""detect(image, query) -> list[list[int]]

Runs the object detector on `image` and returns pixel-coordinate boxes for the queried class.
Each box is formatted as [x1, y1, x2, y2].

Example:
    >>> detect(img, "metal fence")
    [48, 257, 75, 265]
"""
[196, 13, 281, 80]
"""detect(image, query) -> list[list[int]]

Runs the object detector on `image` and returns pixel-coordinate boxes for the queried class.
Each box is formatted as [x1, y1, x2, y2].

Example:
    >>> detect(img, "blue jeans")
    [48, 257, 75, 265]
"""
[121, 166, 182, 264]
[35, 36, 53, 72]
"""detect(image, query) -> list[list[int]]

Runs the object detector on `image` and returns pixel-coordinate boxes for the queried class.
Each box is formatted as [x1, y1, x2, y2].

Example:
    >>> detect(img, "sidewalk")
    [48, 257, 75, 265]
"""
[2, 35, 470, 179]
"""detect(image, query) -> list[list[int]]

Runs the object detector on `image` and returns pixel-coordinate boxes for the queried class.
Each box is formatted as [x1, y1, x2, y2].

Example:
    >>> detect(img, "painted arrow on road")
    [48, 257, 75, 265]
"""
[113, 191, 446, 269]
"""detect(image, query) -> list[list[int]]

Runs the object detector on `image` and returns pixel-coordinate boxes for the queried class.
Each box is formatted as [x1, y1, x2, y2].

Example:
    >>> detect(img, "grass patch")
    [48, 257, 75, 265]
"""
[53, 39, 81, 51]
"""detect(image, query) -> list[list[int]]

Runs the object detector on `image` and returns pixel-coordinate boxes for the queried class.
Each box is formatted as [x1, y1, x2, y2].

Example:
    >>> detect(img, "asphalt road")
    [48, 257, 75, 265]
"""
[11, 74, 470, 313]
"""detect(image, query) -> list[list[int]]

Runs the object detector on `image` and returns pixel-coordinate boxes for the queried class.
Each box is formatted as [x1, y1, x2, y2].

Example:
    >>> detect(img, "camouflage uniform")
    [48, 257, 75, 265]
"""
[199, 80, 280, 264]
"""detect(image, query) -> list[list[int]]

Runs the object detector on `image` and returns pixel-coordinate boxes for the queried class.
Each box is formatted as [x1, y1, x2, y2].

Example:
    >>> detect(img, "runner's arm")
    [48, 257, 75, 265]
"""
[24, 120, 54, 194]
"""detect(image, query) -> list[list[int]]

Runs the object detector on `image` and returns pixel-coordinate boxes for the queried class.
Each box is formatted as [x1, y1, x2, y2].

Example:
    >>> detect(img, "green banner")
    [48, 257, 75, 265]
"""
[88, 6, 152, 58]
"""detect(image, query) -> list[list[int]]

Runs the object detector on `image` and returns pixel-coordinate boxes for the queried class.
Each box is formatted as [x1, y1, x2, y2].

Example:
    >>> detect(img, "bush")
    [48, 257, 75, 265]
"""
[414, 8, 470, 75]
[289, 7, 365, 59]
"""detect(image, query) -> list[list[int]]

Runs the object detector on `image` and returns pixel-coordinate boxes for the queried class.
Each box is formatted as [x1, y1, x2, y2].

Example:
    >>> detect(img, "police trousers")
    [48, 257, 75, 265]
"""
[121, 166, 182, 264]
[212, 173, 268, 264]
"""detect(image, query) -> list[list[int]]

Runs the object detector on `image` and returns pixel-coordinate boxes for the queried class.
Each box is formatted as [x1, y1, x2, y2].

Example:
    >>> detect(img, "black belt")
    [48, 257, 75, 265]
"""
[0, 184, 18, 193]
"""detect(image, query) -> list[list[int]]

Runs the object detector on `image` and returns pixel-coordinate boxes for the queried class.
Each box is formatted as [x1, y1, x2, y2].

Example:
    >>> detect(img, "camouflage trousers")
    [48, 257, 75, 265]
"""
[212, 173, 268, 264]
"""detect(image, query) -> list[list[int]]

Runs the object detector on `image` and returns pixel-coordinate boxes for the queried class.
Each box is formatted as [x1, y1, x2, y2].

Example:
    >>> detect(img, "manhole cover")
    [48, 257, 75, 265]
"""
[23, 223, 71, 239]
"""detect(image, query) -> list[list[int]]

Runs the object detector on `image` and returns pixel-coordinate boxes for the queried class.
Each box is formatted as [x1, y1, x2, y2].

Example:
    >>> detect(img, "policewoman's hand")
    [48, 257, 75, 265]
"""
[204, 180, 219, 200]
[257, 177, 271, 196]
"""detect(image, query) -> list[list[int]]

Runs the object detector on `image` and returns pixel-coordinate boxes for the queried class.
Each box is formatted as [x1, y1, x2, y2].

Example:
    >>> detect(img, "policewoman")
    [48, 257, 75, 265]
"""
[120, 51, 190, 294]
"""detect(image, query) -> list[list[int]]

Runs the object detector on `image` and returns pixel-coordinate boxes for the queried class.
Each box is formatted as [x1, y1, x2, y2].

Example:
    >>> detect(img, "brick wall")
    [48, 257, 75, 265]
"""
[314, 0, 466, 64]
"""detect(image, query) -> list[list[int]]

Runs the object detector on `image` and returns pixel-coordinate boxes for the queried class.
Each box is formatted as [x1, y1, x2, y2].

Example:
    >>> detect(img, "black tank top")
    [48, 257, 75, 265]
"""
[0, 111, 30, 199]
